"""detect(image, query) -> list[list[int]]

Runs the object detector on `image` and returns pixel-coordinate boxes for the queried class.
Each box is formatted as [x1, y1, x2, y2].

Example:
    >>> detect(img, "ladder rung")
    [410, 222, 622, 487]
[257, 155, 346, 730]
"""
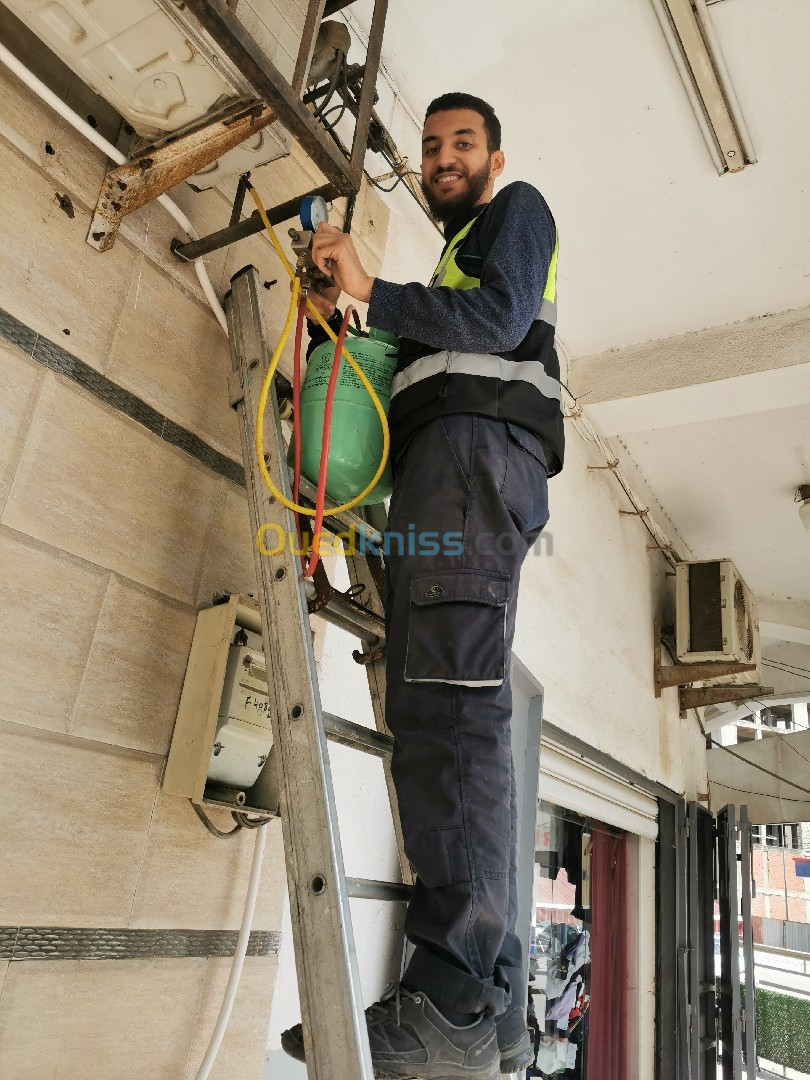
[346, 877, 413, 902]
[312, 591, 386, 644]
[324, 712, 393, 758]
[296, 473, 383, 547]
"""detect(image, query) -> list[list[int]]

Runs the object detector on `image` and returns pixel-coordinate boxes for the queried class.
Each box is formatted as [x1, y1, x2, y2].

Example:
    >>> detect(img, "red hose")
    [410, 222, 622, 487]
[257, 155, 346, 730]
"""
[291, 297, 307, 559]
[291, 301, 354, 578]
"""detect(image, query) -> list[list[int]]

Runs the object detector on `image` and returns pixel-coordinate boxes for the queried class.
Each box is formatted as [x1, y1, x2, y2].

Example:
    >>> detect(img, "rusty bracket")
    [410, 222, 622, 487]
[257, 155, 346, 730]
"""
[352, 643, 387, 666]
[654, 619, 758, 698]
[87, 100, 276, 252]
[308, 559, 335, 614]
[678, 684, 774, 718]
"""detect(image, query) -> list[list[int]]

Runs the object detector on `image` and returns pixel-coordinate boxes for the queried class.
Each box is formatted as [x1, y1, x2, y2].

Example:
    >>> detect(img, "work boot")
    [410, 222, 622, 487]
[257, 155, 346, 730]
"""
[281, 984, 499, 1079]
[495, 1005, 534, 1074]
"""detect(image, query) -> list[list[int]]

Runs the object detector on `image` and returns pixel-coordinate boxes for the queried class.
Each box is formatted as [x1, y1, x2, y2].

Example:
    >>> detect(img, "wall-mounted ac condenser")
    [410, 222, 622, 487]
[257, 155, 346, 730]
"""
[5, 0, 291, 181]
[675, 559, 761, 685]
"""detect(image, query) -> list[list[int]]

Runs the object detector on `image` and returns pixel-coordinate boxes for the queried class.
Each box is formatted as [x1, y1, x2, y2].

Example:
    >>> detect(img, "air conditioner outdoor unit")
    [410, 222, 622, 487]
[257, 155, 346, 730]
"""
[4, 0, 292, 183]
[675, 558, 761, 685]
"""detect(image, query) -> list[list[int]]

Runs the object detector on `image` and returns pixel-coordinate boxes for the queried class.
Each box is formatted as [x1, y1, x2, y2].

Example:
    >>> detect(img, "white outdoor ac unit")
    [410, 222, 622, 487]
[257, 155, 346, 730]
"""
[675, 559, 761, 685]
[4, 0, 292, 183]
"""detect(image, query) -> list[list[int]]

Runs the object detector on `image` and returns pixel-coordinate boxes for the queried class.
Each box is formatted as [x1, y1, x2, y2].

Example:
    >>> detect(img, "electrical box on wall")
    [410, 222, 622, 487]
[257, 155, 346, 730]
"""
[164, 594, 278, 816]
[208, 642, 273, 789]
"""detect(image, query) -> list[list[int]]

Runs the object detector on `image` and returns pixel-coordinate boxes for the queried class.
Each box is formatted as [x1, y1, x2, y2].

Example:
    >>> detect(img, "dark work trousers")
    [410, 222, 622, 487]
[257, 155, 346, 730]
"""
[383, 414, 550, 1019]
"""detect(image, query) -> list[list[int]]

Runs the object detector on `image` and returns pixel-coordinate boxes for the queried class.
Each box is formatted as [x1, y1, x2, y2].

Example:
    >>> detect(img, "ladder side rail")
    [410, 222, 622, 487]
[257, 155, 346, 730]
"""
[227, 266, 373, 1080]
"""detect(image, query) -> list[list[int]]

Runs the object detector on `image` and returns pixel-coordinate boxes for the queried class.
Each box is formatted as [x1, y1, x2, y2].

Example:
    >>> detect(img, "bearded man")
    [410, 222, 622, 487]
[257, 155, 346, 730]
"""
[284, 91, 564, 1080]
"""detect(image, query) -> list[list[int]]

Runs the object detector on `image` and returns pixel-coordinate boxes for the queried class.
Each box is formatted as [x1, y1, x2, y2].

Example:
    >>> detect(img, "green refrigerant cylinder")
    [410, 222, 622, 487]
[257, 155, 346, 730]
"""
[298, 325, 398, 506]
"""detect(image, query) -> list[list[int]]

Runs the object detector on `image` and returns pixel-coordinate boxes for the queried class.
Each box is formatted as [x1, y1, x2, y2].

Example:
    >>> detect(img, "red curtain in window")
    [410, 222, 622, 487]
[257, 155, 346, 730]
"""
[589, 829, 628, 1080]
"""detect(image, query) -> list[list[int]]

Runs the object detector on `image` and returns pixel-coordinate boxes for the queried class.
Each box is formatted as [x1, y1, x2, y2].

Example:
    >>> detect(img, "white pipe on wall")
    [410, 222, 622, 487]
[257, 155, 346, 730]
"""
[0, 39, 229, 333]
[194, 822, 270, 1080]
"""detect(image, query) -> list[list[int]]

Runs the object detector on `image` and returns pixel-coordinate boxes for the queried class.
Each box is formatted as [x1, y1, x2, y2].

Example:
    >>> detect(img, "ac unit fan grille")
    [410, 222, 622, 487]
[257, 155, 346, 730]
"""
[688, 562, 723, 652]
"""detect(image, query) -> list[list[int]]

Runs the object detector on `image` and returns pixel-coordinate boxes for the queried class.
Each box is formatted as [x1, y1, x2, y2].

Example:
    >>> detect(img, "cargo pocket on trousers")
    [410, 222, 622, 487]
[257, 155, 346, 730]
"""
[409, 826, 472, 888]
[404, 569, 509, 686]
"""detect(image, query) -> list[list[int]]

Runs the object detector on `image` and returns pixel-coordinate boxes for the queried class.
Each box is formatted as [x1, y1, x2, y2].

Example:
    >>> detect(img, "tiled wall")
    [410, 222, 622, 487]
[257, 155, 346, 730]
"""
[0, 25, 389, 1080]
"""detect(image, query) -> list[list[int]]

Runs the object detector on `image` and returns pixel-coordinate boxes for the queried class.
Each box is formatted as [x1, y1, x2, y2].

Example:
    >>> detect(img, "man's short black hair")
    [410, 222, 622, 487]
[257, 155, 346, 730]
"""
[424, 92, 501, 153]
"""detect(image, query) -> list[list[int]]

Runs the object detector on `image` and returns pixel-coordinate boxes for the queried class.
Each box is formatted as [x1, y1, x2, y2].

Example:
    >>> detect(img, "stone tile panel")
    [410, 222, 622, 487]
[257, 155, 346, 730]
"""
[106, 255, 239, 459]
[0, 342, 43, 513]
[0, 140, 135, 374]
[0, 530, 108, 734]
[70, 576, 197, 756]
[3, 377, 221, 605]
[0, 723, 162, 927]
[129, 791, 285, 932]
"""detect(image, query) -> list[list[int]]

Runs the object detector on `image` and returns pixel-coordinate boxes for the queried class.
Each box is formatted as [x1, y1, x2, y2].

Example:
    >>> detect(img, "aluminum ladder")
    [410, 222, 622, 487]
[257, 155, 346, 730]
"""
[225, 264, 412, 1080]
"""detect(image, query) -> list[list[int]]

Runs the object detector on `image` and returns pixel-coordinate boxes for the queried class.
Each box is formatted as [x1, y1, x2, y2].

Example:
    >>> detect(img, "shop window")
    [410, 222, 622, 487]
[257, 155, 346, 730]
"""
[528, 801, 627, 1079]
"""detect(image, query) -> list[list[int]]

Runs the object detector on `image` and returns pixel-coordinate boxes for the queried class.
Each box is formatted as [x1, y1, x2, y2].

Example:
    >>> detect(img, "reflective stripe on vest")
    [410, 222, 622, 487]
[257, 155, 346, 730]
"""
[392, 213, 562, 400]
[391, 350, 563, 401]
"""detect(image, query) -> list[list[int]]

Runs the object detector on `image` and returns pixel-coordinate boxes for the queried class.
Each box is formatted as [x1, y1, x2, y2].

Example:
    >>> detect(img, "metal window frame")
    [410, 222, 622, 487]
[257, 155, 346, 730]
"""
[656, 797, 691, 1080]
[688, 800, 718, 1080]
[717, 804, 744, 1080]
[739, 806, 757, 1079]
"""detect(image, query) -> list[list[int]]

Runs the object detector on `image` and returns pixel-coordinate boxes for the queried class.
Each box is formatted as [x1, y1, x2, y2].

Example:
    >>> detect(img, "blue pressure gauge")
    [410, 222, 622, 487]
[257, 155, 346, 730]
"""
[300, 195, 329, 231]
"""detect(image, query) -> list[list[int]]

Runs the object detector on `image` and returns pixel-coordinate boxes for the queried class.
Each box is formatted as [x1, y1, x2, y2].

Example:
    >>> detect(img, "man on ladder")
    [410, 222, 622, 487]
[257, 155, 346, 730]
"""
[283, 91, 564, 1080]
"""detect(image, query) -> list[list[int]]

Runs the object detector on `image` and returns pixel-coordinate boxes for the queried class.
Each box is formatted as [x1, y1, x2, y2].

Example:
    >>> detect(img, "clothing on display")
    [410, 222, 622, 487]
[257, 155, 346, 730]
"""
[535, 808, 563, 876]
[529, 806, 593, 1079]
[545, 974, 582, 1023]
[535, 1036, 578, 1074]
[544, 929, 591, 1000]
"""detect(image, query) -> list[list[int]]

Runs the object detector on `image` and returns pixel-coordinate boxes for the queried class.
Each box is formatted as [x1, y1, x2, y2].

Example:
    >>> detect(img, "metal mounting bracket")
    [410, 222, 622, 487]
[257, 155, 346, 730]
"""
[678, 683, 774, 718]
[88, 100, 276, 252]
[654, 620, 758, 698]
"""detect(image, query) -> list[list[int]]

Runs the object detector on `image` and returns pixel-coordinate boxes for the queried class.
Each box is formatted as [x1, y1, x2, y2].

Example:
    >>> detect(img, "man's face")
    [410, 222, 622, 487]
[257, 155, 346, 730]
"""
[421, 108, 504, 224]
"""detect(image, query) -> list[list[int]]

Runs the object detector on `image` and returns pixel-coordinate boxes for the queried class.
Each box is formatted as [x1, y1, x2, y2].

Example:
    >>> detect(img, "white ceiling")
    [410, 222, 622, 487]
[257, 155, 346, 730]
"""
[618, 402, 810, 601]
[354, 0, 810, 356]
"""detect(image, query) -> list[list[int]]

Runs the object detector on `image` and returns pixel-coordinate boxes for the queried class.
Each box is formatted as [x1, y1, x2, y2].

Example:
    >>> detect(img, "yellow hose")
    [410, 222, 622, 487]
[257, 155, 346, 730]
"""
[248, 184, 390, 517]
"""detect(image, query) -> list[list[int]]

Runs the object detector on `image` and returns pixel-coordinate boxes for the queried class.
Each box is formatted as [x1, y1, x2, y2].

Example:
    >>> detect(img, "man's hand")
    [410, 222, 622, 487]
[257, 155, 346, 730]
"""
[311, 223, 374, 303]
[294, 278, 341, 321]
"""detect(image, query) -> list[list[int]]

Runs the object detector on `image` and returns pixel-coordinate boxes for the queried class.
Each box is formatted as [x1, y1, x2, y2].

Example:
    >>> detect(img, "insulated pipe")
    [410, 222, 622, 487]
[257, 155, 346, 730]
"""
[0, 40, 228, 334]
[692, 0, 757, 164]
[194, 822, 269, 1080]
[648, 0, 726, 175]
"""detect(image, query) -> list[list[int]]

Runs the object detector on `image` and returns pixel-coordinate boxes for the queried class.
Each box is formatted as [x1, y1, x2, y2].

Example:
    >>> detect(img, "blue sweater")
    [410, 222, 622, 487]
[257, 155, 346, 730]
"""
[367, 181, 556, 357]
[306, 181, 564, 472]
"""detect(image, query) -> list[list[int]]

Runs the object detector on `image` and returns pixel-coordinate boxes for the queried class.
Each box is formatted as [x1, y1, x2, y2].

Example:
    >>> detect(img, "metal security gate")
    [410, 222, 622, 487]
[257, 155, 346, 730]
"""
[739, 807, 757, 1079]
[688, 801, 718, 1080]
[658, 800, 757, 1080]
[716, 804, 757, 1080]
